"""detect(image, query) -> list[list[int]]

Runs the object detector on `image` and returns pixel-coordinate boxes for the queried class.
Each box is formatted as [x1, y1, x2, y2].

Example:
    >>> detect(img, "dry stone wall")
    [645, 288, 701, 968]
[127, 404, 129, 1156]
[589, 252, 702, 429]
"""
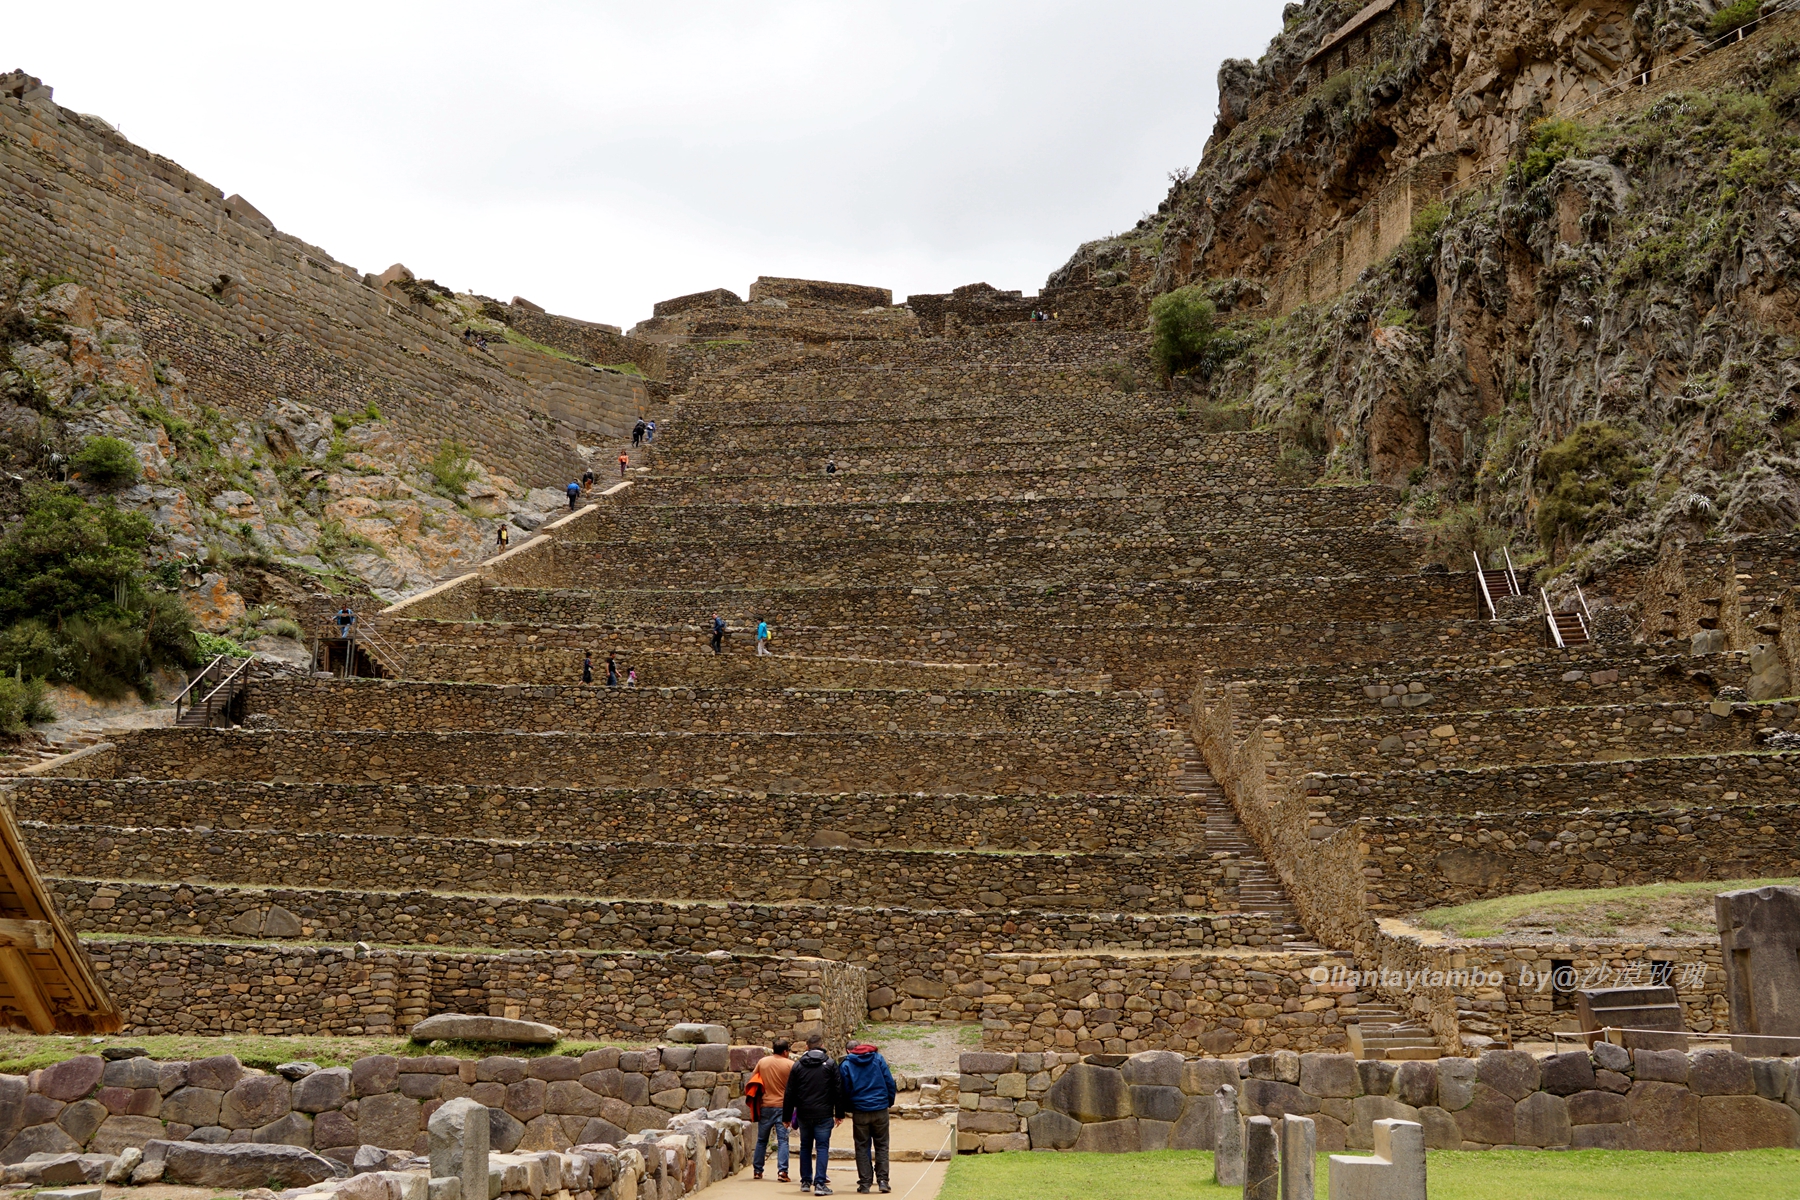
[243, 679, 1155, 736]
[28, 825, 1232, 911]
[13, 779, 1209, 852]
[955, 1046, 1800, 1154]
[53, 881, 1288, 990]
[86, 942, 864, 1044]
[0, 93, 605, 481]
[975, 950, 1356, 1056]
[100, 727, 1178, 794]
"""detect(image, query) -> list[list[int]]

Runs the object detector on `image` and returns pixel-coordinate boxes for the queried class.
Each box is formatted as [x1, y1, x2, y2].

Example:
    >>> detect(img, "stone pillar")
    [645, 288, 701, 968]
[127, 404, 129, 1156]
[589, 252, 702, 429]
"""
[1716, 885, 1800, 1055]
[1213, 1085, 1243, 1187]
[1280, 1114, 1316, 1200]
[1244, 1115, 1278, 1200]
[428, 1097, 490, 1200]
[1328, 1119, 1423, 1200]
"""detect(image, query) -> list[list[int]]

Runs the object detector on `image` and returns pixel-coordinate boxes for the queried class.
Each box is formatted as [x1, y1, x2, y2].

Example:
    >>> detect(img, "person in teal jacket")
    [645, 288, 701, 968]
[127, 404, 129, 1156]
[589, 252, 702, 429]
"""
[837, 1042, 895, 1194]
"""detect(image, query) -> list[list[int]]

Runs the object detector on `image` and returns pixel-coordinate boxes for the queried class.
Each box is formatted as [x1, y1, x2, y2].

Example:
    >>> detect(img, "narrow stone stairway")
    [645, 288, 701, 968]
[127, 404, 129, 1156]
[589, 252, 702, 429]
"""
[1173, 735, 1320, 950]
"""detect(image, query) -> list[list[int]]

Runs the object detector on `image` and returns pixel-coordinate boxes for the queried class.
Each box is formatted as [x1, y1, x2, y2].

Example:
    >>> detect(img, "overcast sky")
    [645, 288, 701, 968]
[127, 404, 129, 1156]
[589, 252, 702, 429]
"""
[11, 1, 1288, 328]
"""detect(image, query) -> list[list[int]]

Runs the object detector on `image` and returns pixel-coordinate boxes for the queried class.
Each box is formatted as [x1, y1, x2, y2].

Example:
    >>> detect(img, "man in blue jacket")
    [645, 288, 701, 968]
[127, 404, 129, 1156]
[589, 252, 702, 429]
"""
[837, 1041, 896, 1194]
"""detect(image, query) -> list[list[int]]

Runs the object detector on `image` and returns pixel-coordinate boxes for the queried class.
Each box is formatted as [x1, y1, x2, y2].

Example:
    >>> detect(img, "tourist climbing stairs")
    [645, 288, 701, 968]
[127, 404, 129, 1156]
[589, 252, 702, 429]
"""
[1175, 734, 1319, 950]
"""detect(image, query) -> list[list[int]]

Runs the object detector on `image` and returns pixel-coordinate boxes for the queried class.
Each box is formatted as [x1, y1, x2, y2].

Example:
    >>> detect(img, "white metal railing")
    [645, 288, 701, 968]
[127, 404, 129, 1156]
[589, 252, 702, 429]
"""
[1504, 547, 1522, 597]
[1542, 588, 1565, 648]
[1474, 553, 1497, 620]
[173, 653, 253, 726]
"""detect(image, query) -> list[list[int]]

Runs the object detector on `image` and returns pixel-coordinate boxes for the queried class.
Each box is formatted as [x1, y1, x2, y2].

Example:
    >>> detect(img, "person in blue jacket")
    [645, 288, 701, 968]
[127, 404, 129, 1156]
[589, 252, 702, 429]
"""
[837, 1041, 896, 1194]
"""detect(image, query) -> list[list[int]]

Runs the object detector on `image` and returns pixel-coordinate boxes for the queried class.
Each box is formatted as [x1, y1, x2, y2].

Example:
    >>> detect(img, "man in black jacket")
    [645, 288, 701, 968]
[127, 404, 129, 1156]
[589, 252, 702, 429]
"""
[780, 1032, 844, 1195]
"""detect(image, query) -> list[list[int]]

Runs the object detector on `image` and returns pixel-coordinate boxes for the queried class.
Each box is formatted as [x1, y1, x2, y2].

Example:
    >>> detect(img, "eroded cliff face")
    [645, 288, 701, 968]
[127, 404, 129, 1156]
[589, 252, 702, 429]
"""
[1056, 0, 1800, 588]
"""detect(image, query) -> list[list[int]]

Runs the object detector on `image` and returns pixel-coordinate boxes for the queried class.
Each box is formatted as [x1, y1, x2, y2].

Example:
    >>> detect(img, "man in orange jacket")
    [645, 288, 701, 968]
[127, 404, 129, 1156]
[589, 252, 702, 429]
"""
[747, 1037, 793, 1181]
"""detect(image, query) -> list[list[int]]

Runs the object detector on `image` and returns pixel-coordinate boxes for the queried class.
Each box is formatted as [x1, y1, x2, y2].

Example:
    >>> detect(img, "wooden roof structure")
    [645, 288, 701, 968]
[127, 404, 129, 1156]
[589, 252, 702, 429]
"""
[0, 784, 120, 1032]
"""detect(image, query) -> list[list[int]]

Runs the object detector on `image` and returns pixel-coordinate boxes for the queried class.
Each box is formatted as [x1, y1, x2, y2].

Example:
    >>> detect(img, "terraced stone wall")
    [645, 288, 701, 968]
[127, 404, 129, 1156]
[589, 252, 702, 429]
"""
[956, 1045, 1800, 1154]
[0, 93, 598, 482]
[1225, 650, 1746, 721]
[975, 950, 1357, 1056]
[14, 780, 1208, 852]
[87, 942, 865, 1044]
[443, 572, 1469, 630]
[1187, 618, 1532, 671]
[56, 881, 1287, 993]
[244, 679, 1154, 736]
[1343, 802, 1800, 907]
[98, 727, 1178, 793]
[30, 826, 1230, 911]
[1257, 701, 1762, 777]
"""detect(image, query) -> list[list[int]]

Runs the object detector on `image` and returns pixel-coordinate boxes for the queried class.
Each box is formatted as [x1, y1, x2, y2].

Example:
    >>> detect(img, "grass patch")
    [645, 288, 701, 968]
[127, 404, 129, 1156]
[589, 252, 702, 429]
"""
[938, 1149, 1800, 1200]
[1413, 877, 1800, 938]
[0, 1031, 651, 1074]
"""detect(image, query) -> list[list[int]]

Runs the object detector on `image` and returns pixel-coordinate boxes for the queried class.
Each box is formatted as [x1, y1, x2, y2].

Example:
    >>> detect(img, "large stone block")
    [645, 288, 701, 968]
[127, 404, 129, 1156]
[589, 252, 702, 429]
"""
[1180, 1059, 1242, 1096]
[1475, 1050, 1539, 1101]
[1698, 1095, 1800, 1151]
[1688, 1049, 1754, 1096]
[1046, 1063, 1129, 1123]
[1627, 1081, 1699, 1151]
[957, 1112, 1019, 1134]
[89, 1114, 166, 1156]
[1214, 1087, 1242, 1187]
[160, 1088, 223, 1129]
[1138, 1119, 1173, 1151]
[352, 1057, 400, 1099]
[1169, 1097, 1212, 1150]
[0, 1123, 79, 1163]
[186, 1057, 244, 1093]
[1300, 1054, 1358, 1099]
[1328, 1119, 1424, 1200]
[221, 1076, 291, 1129]
[295, 1069, 351, 1114]
[1392, 1061, 1436, 1108]
[544, 1081, 602, 1117]
[160, 1142, 342, 1189]
[1570, 1122, 1636, 1150]
[1634, 1049, 1690, 1084]
[1279, 1114, 1315, 1200]
[1243, 1079, 1320, 1119]
[1071, 1117, 1139, 1153]
[1120, 1051, 1183, 1088]
[1451, 1084, 1514, 1146]
[1538, 1052, 1596, 1096]
[1513, 1092, 1570, 1148]
[57, 1098, 106, 1145]
[1026, 1110, 1080, 1150]
[1415, 1106, 1460, 1149]
[486, 1110, 524, 1154]
[958, 1053, 1015, 1075]
[1127, 1085, 1184, 1123]
[1717, 886, 1800, 1054]
[1566, 1089, 1630, 1126]
[1244, 1115, 1278, 1200]
[1349, 1096, 1418, 1148]
[410, 1015, 560, 1045]
[101, 1058, 161, 1092]
[1436, 1059, 1476, 1112]
[39, 1058, 104, 1103]
[358, 1093, 422, 1150]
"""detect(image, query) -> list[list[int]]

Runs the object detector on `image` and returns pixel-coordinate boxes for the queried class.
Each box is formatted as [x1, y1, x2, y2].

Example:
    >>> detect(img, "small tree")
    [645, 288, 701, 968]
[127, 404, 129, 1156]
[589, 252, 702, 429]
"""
[71, 435, 140, 489]
[1149, 287, 1218, 379]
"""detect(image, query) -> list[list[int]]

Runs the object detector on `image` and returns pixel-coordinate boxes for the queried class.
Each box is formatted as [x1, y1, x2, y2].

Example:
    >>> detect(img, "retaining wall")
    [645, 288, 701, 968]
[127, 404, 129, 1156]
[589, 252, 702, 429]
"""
[954, 1046, 1800, 1154]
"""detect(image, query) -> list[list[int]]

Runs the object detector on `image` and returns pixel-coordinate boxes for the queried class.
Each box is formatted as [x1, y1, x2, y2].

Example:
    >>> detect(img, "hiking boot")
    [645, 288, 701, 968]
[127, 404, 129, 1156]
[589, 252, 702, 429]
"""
[778, 1172, 790, 1184]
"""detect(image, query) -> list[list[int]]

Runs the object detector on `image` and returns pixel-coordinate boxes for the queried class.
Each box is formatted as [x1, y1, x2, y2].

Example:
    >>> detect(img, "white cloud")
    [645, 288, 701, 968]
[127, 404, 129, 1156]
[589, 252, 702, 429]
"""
[9, 0, 1287, 325]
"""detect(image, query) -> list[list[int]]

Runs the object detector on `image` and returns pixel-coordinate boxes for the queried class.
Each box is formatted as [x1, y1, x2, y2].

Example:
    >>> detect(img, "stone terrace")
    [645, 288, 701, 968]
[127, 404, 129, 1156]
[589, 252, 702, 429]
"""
[13, 331, 1574, 1058]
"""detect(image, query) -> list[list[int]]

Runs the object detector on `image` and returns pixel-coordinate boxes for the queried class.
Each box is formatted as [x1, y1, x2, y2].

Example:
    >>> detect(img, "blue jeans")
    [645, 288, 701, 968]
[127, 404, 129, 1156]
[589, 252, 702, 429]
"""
[798, 1117, 833, 1188]
[754, 1108, 789, 1174]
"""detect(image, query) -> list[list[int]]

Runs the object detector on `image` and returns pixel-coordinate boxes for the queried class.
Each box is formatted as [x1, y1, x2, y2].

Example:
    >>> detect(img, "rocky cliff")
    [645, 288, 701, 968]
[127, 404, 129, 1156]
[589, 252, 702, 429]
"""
[1051, 0, 1800, 591]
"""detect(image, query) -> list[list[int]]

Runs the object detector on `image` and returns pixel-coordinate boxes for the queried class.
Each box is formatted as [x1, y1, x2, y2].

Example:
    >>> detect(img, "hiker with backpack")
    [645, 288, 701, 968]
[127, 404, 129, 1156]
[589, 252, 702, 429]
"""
[780, 1032, 843, 1196]
[838, 1041, 896, 1194]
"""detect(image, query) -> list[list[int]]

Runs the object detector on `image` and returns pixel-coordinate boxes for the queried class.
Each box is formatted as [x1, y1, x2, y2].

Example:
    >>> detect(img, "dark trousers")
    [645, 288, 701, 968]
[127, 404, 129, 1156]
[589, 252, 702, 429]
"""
[852, 1110, 889, 1189]
[798, 1117, 833, 1187]
[711, 631, 722, 654]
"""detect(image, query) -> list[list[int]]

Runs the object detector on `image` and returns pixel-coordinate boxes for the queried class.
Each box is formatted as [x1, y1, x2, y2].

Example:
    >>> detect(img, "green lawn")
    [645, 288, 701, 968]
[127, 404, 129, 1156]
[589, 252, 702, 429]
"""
[1412, 876, 1799, 938]
[938, 1149, 1800, 1200]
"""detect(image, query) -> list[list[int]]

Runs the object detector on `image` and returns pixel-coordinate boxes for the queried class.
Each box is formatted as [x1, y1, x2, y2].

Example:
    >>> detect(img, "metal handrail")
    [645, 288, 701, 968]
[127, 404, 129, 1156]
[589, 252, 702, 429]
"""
[1503, 547, 1522, 597]
[312, 619, 407, 680]
[1542, 588, 1566, 649]
[1575, 583, 1594, 642]
[1474, 553, 1497, 619]
[192, 656, 254, 723]
[172, 654, 229, 724]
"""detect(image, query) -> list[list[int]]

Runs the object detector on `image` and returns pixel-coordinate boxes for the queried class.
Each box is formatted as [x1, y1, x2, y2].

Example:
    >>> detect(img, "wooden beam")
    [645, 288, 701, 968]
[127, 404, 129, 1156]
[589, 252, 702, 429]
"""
[0, 920, 53, 950]
[0, 948, 54, 1033]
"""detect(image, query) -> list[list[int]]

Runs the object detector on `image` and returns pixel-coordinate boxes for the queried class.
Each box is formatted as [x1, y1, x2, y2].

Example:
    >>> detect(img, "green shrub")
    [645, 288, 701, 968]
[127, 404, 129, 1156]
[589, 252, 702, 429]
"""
[1710, 0, 1760, 37]
[426, 440, 478, 496]
[0, 675, 54, 734]
[194, 630, 249, 660]
[1514, 117, 1592, 187]
[1535, 422, 1645, 553]
[1149, 287, 1219, 378]
[70, 435, 140, 489]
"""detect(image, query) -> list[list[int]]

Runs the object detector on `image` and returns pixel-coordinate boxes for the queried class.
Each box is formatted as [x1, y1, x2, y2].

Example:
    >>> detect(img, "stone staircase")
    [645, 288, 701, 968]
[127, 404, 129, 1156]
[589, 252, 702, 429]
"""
[1175, 735, 1319, 950]
[1346, 1004, 1442, 1060]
